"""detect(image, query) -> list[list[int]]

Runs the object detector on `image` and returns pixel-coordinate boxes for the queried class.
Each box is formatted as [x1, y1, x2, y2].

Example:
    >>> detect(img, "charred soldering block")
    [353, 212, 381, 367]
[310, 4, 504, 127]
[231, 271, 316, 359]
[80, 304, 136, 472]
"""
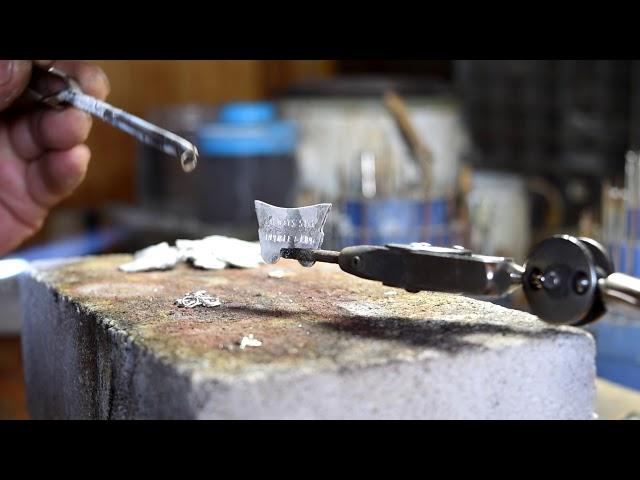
[20, 255, 596, 419]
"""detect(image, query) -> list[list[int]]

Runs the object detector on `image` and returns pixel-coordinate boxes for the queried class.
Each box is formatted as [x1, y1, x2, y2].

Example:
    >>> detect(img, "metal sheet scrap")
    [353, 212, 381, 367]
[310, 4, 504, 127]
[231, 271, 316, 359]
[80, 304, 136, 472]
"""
[119, 242, 181, 273]
[119, 236, 264, 273]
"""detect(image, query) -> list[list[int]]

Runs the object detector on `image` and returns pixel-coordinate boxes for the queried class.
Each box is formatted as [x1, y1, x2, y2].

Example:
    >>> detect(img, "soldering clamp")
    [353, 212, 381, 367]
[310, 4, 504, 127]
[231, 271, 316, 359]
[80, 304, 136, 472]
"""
[281, 235, 640, 326]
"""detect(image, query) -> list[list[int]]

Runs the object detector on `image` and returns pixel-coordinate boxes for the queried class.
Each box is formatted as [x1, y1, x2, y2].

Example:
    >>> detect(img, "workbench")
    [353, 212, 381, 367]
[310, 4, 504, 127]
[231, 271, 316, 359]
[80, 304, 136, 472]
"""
[20, 255, 596, 419]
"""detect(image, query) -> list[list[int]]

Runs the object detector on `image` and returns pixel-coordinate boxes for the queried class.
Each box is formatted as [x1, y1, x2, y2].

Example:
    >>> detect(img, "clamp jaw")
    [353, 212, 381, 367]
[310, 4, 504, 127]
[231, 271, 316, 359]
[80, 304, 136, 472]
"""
[282, 235, 640, 326]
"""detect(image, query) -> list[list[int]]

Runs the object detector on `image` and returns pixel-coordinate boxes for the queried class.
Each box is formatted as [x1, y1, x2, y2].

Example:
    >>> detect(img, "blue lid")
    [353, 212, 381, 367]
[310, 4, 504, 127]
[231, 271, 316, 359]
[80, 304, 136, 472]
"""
[197, 102, 297, 157]
[218, 102, 277, 124]
[198, 121, 298, 157]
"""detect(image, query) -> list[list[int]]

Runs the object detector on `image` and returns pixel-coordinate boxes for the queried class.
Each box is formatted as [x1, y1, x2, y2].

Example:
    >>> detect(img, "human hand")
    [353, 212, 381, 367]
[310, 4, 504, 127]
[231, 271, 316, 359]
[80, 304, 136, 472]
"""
[0, 60, 110, 255]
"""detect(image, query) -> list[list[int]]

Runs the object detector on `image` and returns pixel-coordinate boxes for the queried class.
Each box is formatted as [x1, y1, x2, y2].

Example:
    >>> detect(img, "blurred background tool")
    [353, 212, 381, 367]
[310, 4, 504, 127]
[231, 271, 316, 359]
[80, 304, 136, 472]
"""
[384, 90, 434, 190]
[455, 60, 638, 235]
[279, 75, 469, 250]
[602, 151, 640, 276]
[594, 150, 640, 390]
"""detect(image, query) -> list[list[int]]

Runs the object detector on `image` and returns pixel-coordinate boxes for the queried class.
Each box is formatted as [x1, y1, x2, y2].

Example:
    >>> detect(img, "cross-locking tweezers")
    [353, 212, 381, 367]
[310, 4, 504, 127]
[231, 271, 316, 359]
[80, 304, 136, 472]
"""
[23, 64, 198, 173]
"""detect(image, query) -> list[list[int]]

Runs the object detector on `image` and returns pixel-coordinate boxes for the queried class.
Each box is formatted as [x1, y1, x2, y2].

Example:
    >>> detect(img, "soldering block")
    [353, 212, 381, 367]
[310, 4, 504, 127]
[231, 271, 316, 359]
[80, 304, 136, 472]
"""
[20, 255, 596, 419]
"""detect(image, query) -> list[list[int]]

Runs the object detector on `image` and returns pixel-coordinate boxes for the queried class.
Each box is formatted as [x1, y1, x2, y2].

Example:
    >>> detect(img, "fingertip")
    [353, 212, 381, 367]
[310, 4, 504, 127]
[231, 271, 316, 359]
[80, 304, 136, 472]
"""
[76, 63, 111, 100]
[46, 144, 91, 195]
[65, 143, 91, 186]
[26, 145, 91, 210]
[87, 65, 111, 100]
[36, 108, 93, 150]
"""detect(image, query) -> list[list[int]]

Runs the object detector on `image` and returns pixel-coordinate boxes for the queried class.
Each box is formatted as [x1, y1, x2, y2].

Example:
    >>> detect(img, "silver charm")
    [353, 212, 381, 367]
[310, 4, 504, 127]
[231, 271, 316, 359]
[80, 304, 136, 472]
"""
[255, 200, 331, 266]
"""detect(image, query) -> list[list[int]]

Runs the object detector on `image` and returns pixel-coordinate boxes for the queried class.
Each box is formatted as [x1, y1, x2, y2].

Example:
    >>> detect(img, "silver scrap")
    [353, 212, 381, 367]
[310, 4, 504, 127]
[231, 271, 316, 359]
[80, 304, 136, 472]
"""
[267, 269, 293, 279]
[255, 200, 332, 266]
[118, 242, 180, 273]
[197, 236, 263, 269]
[120, 236, 264, 273]
[175, 290, 221, 308]
[175, 239, 227, 270]
[239, 334, 262, 349]
[177, 236, 263, 269]
[192, 254, 228, 270]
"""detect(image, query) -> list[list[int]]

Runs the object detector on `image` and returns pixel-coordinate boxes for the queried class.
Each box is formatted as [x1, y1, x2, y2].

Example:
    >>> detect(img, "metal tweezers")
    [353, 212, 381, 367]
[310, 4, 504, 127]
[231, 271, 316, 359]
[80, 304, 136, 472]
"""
[281, 235, 640, 326]
[23, 64, 198, 172]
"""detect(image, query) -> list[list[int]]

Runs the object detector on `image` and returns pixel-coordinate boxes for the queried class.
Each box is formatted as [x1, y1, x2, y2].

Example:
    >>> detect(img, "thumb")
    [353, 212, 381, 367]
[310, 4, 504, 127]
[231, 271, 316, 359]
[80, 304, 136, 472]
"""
[0, 60, 32, 111]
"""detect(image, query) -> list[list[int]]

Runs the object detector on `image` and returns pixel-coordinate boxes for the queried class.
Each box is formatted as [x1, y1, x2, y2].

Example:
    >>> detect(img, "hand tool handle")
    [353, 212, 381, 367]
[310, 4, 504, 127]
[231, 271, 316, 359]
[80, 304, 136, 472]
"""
[384, 91, 433, 189]
[599, 273, 640, 319]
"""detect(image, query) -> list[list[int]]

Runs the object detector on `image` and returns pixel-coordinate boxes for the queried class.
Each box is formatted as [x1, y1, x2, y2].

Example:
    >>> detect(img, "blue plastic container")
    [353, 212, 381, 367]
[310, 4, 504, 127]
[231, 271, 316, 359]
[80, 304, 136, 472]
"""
[196, 102, 298, 225]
